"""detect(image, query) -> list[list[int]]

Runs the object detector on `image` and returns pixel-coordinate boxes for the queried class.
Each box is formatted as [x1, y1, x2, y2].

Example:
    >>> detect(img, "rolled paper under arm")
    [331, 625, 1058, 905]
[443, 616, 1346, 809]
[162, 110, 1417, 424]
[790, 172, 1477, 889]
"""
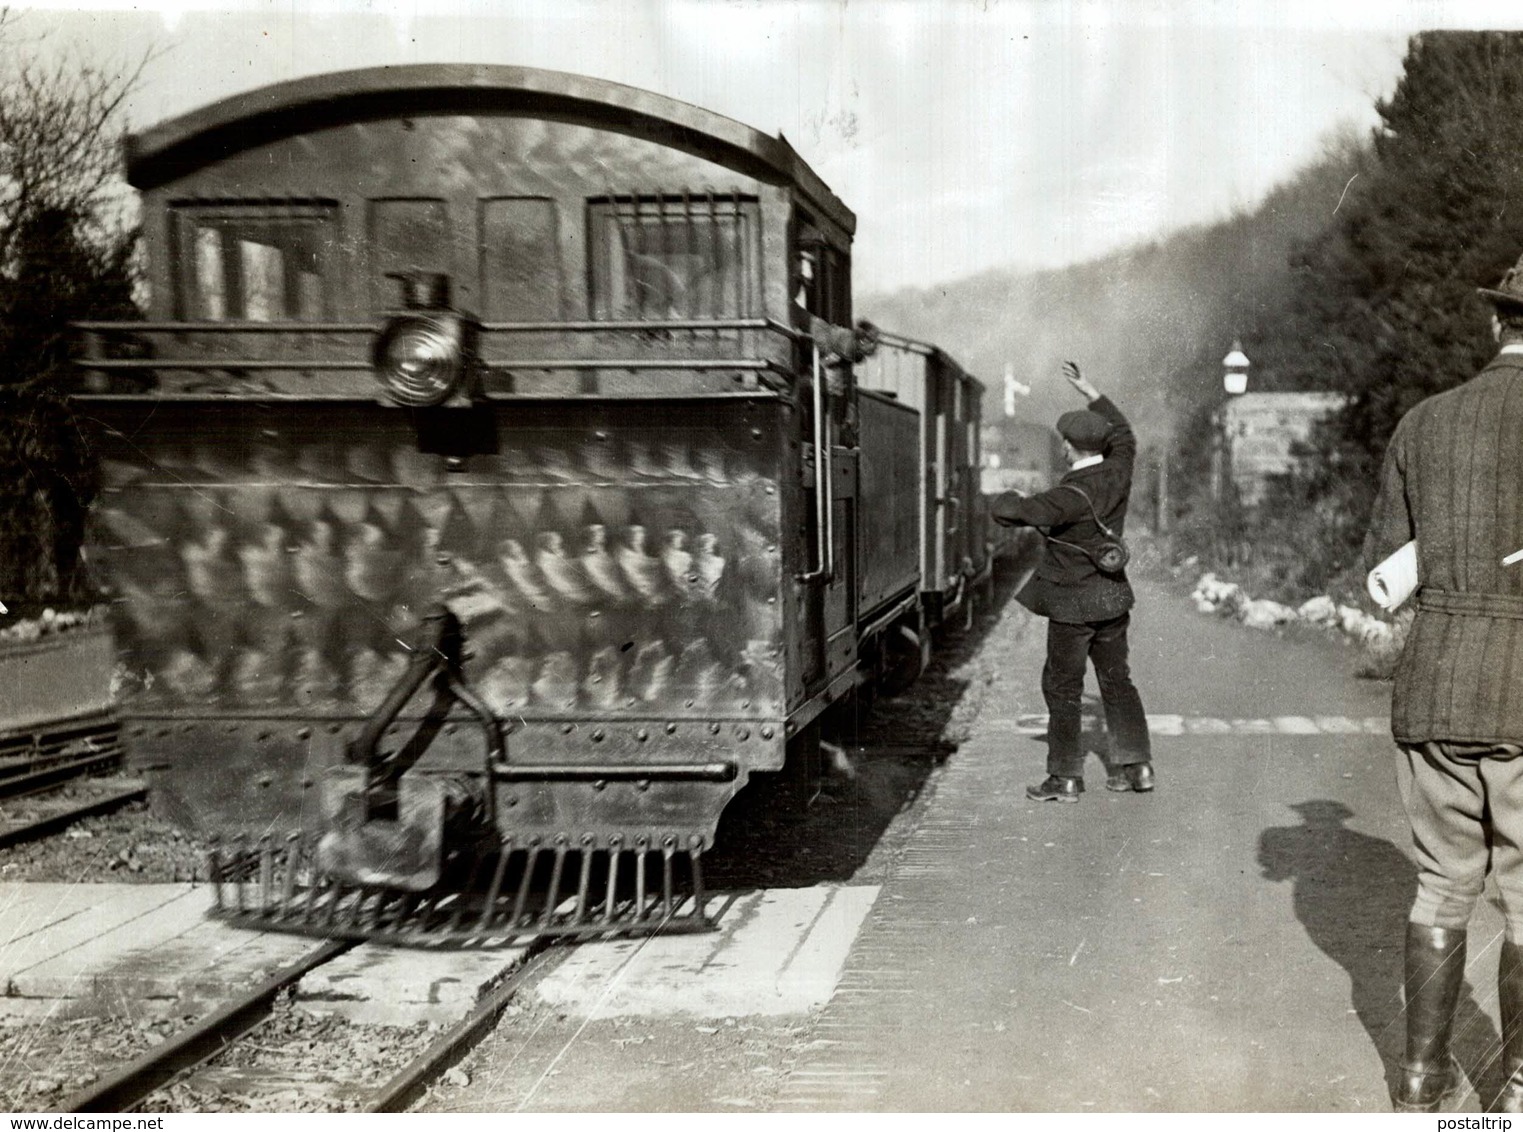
[1367, 540, 1418, 611]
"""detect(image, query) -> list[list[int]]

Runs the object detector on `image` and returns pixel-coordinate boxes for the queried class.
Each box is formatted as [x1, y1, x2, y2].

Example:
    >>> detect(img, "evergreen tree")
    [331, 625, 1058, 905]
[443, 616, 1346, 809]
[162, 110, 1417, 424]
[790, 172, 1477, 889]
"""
[1241, 32, 1523, 592]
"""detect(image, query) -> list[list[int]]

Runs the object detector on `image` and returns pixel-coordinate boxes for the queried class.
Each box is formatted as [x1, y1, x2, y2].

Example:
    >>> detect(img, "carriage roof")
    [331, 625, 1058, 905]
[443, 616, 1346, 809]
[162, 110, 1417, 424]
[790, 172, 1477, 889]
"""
[125, 63, 855, 236]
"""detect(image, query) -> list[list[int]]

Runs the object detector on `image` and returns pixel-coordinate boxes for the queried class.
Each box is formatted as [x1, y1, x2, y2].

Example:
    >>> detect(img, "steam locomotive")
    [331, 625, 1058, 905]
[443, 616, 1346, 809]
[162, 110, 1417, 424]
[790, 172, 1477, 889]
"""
[73, 65, 998, 944]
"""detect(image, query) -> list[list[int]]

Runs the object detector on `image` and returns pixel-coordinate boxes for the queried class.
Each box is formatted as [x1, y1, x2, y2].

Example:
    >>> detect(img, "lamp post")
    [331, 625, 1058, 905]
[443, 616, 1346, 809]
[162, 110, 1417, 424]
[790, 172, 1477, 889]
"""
[1222, 339, 1251, 396]
[1212, 340, 1250, 502]
[1211, 340, 1251, 567]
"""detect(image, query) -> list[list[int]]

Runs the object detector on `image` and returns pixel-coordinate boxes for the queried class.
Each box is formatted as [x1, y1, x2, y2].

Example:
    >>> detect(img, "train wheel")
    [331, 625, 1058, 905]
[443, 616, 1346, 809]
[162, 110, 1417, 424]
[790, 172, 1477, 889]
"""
[880, 618, 928, 696]
[781, 721, 824, 809]
[721, 719, 824, 822]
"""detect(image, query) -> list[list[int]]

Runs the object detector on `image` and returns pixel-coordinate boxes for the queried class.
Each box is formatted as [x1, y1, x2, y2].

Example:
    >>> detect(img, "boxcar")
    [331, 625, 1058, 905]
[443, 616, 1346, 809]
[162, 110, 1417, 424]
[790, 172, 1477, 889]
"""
[856, 333, 991, 639]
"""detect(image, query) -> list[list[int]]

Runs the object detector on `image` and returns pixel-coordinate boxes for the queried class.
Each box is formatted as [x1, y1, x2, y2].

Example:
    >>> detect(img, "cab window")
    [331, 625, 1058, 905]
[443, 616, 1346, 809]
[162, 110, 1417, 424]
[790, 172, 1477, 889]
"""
[588, 193, 758, 320]
[173, 203, 336, 321]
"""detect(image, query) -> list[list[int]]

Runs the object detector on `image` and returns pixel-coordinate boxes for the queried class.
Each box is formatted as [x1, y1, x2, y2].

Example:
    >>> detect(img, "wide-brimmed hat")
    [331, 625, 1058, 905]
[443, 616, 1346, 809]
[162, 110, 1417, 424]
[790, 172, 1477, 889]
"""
[1479, 255, 1523, 311]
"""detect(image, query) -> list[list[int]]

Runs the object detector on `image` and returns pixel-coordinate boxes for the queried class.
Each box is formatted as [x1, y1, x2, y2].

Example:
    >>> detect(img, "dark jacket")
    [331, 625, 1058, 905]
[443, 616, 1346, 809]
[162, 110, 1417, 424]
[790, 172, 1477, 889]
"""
[1363, 350, 1523, 744]
[990, 395, 1135, 624]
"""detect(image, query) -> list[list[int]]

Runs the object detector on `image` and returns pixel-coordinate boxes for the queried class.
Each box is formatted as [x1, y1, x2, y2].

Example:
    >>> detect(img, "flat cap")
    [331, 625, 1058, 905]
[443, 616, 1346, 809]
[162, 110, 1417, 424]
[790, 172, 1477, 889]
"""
[1056, 409, 1110, 450]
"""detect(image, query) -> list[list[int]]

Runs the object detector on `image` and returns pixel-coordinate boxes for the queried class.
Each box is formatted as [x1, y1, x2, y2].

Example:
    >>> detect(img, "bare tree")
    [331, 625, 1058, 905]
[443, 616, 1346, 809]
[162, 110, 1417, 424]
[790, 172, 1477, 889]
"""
[0, 8, 153, 608]
[0, 6, 151, 272]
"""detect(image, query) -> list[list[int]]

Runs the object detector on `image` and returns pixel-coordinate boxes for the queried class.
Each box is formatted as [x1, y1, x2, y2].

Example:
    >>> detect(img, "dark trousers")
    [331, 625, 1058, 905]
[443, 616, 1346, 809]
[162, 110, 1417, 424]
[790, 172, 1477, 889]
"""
[1042, 612, 1151, 779]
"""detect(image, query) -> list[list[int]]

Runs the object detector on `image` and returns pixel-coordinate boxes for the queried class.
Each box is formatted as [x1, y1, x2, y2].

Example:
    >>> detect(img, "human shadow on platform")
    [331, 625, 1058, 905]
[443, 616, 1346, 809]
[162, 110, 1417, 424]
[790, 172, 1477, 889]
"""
[705, 537, 1042, 893]
[1258, 800, 1504, 1109]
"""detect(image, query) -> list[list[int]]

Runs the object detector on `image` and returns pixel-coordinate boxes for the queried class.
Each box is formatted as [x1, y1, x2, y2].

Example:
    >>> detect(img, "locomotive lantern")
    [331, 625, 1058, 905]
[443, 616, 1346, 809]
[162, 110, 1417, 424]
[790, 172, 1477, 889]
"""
[72, 65, 993, 946]
[373, 311, 476, 407]
[372, 272, 480, 407]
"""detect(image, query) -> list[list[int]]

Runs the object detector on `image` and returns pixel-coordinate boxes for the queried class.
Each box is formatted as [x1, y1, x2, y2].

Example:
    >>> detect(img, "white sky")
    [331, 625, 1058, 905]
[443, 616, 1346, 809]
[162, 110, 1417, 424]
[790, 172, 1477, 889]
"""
[14, 0, 1523, 294]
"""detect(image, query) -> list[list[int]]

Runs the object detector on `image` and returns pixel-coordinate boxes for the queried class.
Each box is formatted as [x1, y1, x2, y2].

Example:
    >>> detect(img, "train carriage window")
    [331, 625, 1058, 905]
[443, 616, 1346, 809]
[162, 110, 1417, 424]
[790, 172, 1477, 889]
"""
[173, 203, 336, 321]
[793, 217, 851, 327]
[588, 194, 757, 320]
[192, 227, 226, 319]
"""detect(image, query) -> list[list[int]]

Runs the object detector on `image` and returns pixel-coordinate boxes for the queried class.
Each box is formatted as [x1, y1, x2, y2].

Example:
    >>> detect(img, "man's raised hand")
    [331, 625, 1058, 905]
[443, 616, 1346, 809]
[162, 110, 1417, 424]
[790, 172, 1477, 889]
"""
[1062, 360, 1099, 401]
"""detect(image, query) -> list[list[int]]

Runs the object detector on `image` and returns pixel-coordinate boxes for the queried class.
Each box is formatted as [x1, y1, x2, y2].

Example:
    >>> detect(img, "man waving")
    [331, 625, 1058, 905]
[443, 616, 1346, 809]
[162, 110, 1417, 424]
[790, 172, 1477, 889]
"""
[991, 361, 1154, 803]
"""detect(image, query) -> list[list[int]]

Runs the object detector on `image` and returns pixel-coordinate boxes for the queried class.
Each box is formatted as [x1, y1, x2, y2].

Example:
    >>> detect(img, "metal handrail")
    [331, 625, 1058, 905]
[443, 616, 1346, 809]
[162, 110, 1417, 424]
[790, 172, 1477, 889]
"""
[75, 357, 792, 373]
[72, 316, 806, 379]
[871, 329, 938, 357]
[73, 316, 806, 337]
[796, 342, 835, 584]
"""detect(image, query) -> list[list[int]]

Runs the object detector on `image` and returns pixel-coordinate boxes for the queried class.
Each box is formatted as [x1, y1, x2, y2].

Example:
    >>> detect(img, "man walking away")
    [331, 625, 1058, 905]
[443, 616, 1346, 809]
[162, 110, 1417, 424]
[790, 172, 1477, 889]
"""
[990, 361, 1153, 803]
[1364, 255, 1523, 1112]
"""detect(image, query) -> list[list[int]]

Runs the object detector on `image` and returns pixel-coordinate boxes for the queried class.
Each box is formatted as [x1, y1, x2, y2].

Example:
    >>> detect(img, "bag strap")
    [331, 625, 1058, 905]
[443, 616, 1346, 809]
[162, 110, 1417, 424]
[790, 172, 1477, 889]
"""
[1057, 483, 1118, 539]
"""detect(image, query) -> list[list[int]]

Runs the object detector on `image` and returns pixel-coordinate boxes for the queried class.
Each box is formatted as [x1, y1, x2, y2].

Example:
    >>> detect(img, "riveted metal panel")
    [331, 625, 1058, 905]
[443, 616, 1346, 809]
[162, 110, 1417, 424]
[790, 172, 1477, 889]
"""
[123, 712, 780, 844]
[857, 344, 934, 592]
[89, 398, 787, 717]
[85, 396, 795, 832]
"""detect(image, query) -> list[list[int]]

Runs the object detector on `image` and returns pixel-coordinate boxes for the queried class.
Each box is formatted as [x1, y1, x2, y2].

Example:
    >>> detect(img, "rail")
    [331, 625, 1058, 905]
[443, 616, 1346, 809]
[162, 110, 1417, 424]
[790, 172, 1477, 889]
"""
[61, 938, 355, 1113]
[74, 356, 791, 372]
[74, 316, 807, 335]
[0, 713, 134, 848]
[73, 316, 807, 380]
[0, 719, 122, 800]
[364, 947, 558, 1112]
[57, 930, 556, 1114]
[0, 781, 147, 850]
[870, 328, 938, 357]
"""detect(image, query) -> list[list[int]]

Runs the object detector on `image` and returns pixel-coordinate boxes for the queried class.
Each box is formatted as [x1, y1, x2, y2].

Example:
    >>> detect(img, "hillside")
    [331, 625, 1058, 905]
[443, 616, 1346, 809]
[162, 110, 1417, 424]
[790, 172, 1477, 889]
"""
[858, 125, 1371, 448]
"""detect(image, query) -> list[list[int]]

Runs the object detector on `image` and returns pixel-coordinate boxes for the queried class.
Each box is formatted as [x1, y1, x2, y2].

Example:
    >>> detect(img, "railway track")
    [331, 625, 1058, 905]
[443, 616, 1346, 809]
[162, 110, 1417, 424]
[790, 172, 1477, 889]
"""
[0, 715, 145, 849]
[59, 938, 557, 1114]
[0, 714, 122, 796]
[0, 778, 148, 849]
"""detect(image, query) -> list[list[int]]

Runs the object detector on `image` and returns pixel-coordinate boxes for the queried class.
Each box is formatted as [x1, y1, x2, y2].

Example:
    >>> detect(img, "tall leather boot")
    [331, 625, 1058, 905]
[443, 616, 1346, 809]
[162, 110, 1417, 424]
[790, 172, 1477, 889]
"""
[1493, 939, 1523, 1112]
[1396, 922, 1468, 1112]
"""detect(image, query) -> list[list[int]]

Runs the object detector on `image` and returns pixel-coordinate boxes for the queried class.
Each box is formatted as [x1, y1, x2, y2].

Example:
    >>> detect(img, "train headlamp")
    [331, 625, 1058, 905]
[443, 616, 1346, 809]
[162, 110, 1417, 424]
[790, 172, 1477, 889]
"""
[372, 311, 473, 408]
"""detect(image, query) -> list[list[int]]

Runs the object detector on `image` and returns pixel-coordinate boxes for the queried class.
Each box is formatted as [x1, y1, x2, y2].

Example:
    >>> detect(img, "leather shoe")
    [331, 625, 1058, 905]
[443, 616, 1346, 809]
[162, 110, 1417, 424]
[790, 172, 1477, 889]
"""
[1107, 763, 1155, 793]
[1027, 775, 1082, 803]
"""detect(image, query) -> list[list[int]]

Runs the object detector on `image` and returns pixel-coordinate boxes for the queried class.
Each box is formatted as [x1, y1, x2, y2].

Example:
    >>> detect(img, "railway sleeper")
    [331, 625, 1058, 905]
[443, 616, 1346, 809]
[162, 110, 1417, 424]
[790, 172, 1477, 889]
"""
[207, 830, 713, 947]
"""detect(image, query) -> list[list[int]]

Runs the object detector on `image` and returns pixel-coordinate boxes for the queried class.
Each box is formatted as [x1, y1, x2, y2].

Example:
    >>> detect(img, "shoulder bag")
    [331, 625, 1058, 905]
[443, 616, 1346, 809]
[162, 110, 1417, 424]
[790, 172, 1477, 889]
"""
[1046, 483, 1130, 574]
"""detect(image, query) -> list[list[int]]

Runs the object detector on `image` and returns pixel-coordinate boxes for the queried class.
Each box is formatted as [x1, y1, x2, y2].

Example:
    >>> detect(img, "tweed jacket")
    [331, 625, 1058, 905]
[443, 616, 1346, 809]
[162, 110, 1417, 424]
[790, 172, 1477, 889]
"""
[991, 395, 1135, 624]
[1364, 350, 1523, 744]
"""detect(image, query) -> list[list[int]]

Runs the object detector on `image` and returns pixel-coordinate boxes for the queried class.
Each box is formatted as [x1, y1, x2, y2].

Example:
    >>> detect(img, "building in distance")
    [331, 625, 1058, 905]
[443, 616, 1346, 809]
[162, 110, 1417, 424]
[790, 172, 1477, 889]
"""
[1217, 391, 1347, 506]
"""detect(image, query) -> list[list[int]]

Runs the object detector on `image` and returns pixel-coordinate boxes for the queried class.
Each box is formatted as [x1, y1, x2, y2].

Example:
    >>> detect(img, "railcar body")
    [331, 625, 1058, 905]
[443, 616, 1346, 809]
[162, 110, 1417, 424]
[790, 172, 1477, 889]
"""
[73, 65, 989, 943]
[856, 336, 991, 634]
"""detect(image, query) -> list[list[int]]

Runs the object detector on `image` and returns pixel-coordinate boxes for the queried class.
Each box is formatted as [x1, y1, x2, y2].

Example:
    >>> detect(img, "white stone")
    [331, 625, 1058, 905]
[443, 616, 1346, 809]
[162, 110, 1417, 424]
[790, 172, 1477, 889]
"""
[1298, 595, 1340, 625]
[1239, 599, 1295, 630]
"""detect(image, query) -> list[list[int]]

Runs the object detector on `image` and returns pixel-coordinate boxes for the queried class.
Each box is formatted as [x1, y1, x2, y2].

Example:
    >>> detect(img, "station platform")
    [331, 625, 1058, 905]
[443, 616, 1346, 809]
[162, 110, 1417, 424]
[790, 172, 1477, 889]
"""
[773, 574, 1501, 1112]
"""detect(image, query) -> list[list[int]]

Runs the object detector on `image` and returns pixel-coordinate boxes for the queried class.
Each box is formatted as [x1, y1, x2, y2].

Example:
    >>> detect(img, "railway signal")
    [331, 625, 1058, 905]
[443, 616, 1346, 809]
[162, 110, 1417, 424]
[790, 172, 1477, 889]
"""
[1003, 363, 1029, 417]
